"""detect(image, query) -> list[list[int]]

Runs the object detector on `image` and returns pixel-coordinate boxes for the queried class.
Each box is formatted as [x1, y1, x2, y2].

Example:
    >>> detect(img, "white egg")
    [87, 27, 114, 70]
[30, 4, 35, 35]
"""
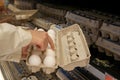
[38, 28, 45, 31]
[43, 56, 56, 67]
[48, 33, 55, 44]
[45, 48, 55, 57]
[28, 54, 41, 66]
[47, 29, 55, 35]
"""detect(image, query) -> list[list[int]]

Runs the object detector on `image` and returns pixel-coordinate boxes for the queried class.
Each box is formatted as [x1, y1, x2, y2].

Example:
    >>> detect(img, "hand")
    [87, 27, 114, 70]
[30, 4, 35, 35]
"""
[22, 30, 54, 58]
[30, 30, 54, 51]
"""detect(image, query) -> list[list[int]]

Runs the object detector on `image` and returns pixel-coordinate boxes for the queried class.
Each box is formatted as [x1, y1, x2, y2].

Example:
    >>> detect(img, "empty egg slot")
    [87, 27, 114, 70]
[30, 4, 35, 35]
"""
[72, 31, 87, 60]
[71, 52, 79, 61]
[103, 32, 110, 39]
[69, 47, 77, 56]
[68, 41, 75, 48]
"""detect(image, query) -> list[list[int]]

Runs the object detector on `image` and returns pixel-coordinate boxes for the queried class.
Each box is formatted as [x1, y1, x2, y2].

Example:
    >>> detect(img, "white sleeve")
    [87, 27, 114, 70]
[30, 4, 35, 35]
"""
[0, 23, 32, 62]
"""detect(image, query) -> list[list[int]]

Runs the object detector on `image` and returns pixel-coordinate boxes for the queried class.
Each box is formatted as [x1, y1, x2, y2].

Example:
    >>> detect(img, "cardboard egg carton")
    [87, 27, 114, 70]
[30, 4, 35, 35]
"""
[65, 11, 100, 30]
[8, 4, 38, 21]
[32, 18, 55, 30]
[96, 37, 120, 61]
[26, 24, 91, 73]
[65, 11, 100, 45]
[36, 4, 67, 16]
[36, 4, 67, 21]
[14, 10, 38, 21]
[100, 23, 120, 42]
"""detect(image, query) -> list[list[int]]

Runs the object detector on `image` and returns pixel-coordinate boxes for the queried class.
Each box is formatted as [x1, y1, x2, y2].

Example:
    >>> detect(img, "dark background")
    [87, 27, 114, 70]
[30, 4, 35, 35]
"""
[37, 0, 119, 16]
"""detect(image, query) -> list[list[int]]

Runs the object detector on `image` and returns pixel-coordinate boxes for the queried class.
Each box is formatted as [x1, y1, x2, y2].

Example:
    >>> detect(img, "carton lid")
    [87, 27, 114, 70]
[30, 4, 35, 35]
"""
[56, 24, 91, 71]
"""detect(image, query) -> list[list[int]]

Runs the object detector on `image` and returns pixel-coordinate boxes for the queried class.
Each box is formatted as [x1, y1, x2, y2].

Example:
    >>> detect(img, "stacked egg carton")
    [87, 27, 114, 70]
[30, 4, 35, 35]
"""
[26, 24, 91, 74]
[96, 22, 120, 61]
[65, 11, 100, 46]
[36, 3, 67, 23]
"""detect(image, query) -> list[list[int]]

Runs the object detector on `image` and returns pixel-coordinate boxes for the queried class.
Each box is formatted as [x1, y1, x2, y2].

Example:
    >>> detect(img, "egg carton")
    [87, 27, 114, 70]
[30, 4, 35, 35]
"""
[36, 3, 67, 21]
[8, 2, 37, 20]
[65, 11, 100, 44]
[65, 11, 100, 31]
[32, 18, 54, 30]
[13, 9, 38, 21]
[96, 37, 120, 61]
[100, 23, 120, 42]
[26, 24, 91, 74]
[83, 32, 93, 47]
[14, 0, 35, 10]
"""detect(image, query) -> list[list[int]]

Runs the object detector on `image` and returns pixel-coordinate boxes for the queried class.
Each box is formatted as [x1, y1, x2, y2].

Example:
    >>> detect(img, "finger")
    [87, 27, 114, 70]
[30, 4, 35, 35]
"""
[22, 45, 29, 58]
[47, 34, 55, 50]
[38, 42, 46, 51]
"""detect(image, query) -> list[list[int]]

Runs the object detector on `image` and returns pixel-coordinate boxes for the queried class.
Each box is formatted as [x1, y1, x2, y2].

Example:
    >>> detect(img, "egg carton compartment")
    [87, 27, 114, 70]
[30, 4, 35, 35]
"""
[110, 34, 119, 42]
[96, 37, 120, 61]
[42, 67, 56, 74]
[101, 30, 119, 42]
[100, 23, 120, 42]
[100, 31, 110, 39]
[56, 24, 91, 71]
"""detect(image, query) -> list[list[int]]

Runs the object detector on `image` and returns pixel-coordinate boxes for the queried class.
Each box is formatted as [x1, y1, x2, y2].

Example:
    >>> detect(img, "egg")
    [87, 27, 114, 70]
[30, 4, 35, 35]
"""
[38, 28, 45, 31]
[43, 56, 56, 67]
[47, 29, 55, 35]
[45, 48, 55, 57]
[28, 54, 41, 66]
[48, 33, 55, 43]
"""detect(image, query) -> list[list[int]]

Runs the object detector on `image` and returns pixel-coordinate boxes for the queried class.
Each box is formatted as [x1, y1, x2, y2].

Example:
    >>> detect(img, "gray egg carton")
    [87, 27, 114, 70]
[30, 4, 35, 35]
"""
[26, 24, 91, 74]
[96, 37, 120, 61]
[100, 22, 120, 42]
[65, 11, 100, 46]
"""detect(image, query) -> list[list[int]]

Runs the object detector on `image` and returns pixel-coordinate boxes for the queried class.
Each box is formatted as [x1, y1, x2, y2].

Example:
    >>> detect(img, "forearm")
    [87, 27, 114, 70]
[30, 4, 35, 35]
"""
[0, 23, 32, 62]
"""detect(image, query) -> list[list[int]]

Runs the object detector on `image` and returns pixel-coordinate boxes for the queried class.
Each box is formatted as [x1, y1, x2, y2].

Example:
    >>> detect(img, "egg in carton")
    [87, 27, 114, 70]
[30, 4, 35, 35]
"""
[26, 24, 91, 74]
[26, 28, 57, 73]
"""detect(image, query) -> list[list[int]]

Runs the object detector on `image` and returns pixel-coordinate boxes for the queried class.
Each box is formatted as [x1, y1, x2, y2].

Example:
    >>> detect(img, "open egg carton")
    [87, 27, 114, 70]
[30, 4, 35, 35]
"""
[26, 24, 91, 74]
